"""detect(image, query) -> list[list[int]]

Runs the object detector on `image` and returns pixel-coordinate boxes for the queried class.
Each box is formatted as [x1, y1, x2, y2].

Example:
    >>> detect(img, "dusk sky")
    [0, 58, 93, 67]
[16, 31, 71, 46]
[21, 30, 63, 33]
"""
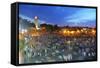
[19, 4, 96, 27]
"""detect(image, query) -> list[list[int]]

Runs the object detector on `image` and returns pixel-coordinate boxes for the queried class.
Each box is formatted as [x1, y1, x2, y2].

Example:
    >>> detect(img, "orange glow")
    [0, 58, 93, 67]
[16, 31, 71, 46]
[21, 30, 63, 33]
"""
[67, 31, 70, 33]
[63, 29, 67, 34]
[81, 29, 83, 32]
[70, 31, 74, 34]
[92, 29, 96, 35]
[77, 30, 80, 33]
[21, 31, 24, 35]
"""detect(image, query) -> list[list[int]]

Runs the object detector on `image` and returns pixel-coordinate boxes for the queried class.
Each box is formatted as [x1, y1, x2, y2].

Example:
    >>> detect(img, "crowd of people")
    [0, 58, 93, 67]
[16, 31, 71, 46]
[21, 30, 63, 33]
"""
[19, 32, 96, 64]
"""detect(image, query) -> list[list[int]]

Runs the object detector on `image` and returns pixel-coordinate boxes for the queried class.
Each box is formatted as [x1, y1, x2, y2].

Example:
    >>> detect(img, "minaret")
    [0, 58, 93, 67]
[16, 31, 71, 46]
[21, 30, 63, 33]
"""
[34, 16, 40, 30]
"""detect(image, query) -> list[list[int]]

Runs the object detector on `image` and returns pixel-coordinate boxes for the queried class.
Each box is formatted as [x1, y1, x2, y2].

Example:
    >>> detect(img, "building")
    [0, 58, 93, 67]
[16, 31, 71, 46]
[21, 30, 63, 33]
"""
[34, 16, 40, 30]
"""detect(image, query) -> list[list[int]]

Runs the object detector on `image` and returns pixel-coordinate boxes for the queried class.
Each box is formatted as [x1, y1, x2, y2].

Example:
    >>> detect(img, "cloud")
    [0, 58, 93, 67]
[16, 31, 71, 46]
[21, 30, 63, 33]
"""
[64, 8, 96, 27]
[19, 14, 33, 22]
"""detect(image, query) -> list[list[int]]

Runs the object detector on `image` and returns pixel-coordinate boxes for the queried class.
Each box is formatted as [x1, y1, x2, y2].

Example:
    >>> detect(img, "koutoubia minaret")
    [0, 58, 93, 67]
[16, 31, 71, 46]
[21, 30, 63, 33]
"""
[34, 16, 40, 30]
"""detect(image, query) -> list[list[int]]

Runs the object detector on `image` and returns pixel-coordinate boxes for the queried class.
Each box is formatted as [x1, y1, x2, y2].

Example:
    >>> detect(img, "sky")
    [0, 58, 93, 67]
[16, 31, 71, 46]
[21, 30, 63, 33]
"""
[19, 4, 96, 27]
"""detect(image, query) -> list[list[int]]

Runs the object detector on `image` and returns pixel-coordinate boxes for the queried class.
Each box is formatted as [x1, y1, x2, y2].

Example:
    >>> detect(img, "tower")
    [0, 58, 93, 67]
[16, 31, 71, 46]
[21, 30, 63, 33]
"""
[34, 16, 40, 30]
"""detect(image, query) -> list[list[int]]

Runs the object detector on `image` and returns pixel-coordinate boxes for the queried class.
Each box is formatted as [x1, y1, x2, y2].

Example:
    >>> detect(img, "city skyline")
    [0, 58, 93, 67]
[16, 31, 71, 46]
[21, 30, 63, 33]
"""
[19, 4, 96, 28]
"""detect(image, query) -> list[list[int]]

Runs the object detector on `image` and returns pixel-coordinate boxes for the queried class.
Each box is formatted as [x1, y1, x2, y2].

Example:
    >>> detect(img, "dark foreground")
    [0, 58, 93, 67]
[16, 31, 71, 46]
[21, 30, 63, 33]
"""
[19, 33, 96, 64]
